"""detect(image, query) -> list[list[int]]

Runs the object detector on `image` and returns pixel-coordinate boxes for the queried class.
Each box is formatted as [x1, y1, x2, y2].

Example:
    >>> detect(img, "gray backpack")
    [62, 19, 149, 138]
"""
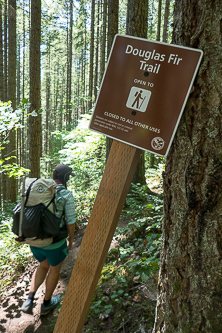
[12, 177, 61, 247]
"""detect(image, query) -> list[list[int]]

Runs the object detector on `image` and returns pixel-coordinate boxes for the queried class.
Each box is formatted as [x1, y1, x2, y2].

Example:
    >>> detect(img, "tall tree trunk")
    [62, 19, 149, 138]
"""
[21, 0, 26, 169]
[156, 0, 162, 41]
[99, 0, 107, 84]
[54, 61, 59, 129]
[81, 39, 86, 113]
[17, 37, 21, 175]
[126, 0, 148, 39]
[88, 0, 95, 111]
[4, 0, 7, 102]
[2, 1, 7, 206]
[0, 2, 3, 207]
[162, 0, 170, 43]
[22, 0, 25, 100]
[106, 0, 119, 161]
[0, 4, 3, 101]
[17, 36, 20, 105]
[8, 0, 17, 203]
[59, 65, 65, 131]
[153, 0, 222, 332]
[126, 0, 148, 186]
[66, 0, 73, 128]
[45, 43, 50, 161]
[107, 0, 118, 55]
[82, 23, 87, 113]
[28, 0, 41, 178]
[94, 1, 99, 102]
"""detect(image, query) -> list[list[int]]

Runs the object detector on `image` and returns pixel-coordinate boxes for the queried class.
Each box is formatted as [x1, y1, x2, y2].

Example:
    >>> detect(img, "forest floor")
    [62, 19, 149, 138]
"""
[0, 224, 86, 333]
[0, 219, 157, 333]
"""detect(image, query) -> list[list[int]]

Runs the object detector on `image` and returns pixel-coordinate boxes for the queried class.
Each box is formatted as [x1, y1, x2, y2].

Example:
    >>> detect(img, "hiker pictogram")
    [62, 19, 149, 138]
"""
[132, 90, 145, 109]
[126, 86, 151, 112]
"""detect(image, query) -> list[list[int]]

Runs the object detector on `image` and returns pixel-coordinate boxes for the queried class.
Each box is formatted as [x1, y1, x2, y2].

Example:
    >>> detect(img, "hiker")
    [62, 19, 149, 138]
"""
[21, 164, 76, 315]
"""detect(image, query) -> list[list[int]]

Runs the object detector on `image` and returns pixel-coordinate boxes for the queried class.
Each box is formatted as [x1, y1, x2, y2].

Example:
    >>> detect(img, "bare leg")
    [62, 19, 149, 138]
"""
[44, 261, 64, 301]
[21, 259, 63, 313]
[30, 259, 50, 293]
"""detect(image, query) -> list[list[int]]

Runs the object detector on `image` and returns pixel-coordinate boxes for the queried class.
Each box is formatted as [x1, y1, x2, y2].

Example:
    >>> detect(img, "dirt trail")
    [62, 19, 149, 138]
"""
[0, 226, 86, 333]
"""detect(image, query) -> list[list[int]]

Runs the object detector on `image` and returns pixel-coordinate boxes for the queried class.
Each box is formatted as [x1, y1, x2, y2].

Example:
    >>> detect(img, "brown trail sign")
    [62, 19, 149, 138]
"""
[90, 35, 203, 156]
[54, 35, 203, 333]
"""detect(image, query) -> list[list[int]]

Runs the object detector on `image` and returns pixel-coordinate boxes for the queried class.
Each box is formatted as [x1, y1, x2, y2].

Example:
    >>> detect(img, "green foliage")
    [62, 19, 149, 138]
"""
[86, 182, 163, 331]
[0, 101, 23, 135]
[0, 100, 30, 178]
[41, 130, 68, 172]
[54, 115, 106, 220]
[0, 160, 30, 178]
[0, 105, 164, 330]
[0, 100, 31, 138]
[53, 117, 163, 302]
[0, 215, 32, 295]
[115, 190, 162, 282]
[48, 115, 163, 330]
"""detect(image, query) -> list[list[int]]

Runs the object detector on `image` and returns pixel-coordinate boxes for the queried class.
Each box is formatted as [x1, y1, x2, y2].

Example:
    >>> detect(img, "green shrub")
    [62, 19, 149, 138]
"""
[0, 215, 32, 294]
[54, 115, 106, 221]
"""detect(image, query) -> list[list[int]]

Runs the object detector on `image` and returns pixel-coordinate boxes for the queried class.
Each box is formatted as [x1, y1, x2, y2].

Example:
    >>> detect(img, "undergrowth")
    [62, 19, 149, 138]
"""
[0, 115, 164, 331]
[0, 209, 32, 295]
[85, 184, 163, 332]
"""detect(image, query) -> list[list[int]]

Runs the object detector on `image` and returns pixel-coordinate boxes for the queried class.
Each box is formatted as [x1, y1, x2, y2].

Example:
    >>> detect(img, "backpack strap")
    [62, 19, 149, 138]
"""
[45, 185, 66, 214]
[17, 177, 37, 239]
[55, 186, 66, 219]
[45, 194, 56, 212]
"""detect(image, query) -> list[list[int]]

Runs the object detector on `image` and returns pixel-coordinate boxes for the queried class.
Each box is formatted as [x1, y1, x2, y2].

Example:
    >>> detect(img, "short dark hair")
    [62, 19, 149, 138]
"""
[53, 169, 61, 181]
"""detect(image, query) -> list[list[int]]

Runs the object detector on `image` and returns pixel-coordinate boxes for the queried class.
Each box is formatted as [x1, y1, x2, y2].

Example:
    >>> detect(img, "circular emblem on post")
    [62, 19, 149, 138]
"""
[151, 137, 165, 151]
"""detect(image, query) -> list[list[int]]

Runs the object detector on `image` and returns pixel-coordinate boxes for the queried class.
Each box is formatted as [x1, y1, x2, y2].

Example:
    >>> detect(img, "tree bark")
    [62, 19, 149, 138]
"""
[153, 0, 222, 332]
[106, 0, 119, 161]
[8, 0, 17, 203]
[88, 0, 95, 111]
[107, 0, 118, 56]
[45, 42, 50, 160]
[4, 0, 7, 102]
[126, 0, 148, 185]
[94, 1, 99, 102]
[126, 0, 148, 39]
[22, 0, 25, 100]
[0, 1, 5, 205]
[99, 0, 107, 84]
[28, 0, 41, 178]
[156, 0, 162, 41]
[162, 0, 170, 43]
[66, 0, 73, 128]
[0, 4, 3, 101]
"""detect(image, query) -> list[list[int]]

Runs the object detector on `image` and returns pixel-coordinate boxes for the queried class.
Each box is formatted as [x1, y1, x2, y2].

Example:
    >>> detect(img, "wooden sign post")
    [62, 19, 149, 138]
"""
[54, 140, 141, 333]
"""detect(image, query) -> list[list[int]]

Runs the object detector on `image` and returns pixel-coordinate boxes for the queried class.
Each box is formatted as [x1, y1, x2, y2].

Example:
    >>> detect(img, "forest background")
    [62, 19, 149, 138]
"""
[1, 0, 222, 332]
[0, 0, 173, 203]
[7, 0, 222, 332]
[0, 0, 172, 331]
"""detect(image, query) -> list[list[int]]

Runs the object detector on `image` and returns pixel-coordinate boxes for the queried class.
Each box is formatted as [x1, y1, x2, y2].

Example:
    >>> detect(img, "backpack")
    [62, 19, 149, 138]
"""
[12, 177, 66, 247]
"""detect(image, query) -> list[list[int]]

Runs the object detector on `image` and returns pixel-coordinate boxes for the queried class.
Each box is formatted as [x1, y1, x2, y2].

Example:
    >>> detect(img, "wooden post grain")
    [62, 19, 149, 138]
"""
[54, 141, 141, 333]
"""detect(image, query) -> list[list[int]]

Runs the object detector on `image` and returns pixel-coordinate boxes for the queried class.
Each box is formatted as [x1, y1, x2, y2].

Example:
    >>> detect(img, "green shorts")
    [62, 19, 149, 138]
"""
[30, 240, 68, 267]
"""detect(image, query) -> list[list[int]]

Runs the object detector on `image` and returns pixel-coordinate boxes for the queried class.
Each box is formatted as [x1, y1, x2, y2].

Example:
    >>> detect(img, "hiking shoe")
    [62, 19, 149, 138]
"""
[20, 298, 33, 313]
[40, 295, 60, 316]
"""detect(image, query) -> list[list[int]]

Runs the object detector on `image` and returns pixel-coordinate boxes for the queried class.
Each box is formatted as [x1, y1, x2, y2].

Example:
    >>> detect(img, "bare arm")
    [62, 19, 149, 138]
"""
[66, 224, 75, 251]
